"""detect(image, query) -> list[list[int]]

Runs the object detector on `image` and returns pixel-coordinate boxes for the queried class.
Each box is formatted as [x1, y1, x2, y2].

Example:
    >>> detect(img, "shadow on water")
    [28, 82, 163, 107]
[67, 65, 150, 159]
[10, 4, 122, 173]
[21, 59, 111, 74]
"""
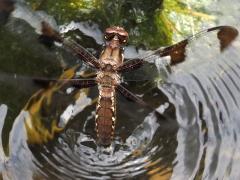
[0, 0, 240, 179]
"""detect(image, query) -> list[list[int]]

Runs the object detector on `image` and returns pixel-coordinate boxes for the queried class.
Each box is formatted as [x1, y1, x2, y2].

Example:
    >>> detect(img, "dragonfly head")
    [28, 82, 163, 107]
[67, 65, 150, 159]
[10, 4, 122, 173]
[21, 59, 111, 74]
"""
[104, 26, 128, 48]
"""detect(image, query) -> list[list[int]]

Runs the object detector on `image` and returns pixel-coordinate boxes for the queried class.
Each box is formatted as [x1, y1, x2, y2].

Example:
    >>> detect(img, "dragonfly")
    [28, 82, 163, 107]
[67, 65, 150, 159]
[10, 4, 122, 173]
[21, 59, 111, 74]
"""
[39, 22, 239, 146]
[0, 1, 238, 146]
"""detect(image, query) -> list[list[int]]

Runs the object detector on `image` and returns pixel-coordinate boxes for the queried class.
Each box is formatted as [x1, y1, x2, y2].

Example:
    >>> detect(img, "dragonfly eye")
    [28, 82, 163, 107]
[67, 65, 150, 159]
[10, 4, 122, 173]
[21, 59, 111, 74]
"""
[104, 33, 115, 41]
[118, 35, 128, 44]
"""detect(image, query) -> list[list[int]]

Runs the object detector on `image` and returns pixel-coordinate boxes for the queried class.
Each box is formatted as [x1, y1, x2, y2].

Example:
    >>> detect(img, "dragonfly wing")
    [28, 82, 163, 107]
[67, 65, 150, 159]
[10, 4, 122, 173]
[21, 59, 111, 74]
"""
[150, 26, 239, 65]
[1, 1, 101, 69]
[122, 26, 239, 82]
[40, 21, 101, 69]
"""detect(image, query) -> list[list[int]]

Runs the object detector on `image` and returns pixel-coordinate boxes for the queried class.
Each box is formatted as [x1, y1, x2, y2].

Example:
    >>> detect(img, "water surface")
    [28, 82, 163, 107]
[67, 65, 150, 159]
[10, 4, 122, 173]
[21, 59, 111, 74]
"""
[0, 0, 240, 179]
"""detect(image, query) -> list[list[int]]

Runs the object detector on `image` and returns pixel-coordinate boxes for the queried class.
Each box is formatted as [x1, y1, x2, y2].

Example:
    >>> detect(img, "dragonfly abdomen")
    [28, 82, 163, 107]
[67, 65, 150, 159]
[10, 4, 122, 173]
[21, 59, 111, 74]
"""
[95, 86, 116, 146]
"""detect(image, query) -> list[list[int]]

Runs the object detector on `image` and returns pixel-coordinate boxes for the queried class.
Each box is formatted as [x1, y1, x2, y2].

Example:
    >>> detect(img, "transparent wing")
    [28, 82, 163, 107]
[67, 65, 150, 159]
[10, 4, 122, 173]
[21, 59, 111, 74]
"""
[121, 26, 239, 82]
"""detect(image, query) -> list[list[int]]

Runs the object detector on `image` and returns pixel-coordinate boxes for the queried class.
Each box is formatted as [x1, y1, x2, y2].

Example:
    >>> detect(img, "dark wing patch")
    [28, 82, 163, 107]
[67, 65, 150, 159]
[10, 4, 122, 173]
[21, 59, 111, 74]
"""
[154, 26, 238, 65]
[118, 26, 238, 80]
[40, 21, 101, 69]
[214, 26, 239, 51]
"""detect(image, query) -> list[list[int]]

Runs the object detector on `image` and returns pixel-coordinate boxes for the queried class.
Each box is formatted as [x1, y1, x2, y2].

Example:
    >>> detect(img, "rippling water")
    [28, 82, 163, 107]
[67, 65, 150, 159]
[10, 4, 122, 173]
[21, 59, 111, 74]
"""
[1, 39, 240, 179]
[1, 0, 240, 180]
[162, 41, 240, 179]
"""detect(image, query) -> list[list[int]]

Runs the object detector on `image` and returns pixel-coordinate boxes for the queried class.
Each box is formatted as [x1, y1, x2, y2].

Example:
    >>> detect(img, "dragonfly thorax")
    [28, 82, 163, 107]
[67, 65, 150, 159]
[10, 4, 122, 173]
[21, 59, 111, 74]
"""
[96, 72, 120, 87]
[101, 63, 115, 72]
[100, 46, 124, 67]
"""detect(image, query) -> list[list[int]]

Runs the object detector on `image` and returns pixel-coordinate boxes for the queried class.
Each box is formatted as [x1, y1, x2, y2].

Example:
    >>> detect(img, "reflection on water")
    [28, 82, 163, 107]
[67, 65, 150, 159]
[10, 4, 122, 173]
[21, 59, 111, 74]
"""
[1, 0, 240, 180]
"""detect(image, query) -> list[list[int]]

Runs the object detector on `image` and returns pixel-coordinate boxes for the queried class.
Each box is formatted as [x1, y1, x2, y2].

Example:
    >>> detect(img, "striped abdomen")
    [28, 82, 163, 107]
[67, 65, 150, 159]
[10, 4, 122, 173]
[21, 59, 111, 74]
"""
[95, 86, 116, 146]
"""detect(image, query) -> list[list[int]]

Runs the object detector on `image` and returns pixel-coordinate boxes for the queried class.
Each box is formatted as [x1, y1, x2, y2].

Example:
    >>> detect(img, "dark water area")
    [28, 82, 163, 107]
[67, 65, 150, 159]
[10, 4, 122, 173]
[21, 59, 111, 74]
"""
[0, 0, 240, 179]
